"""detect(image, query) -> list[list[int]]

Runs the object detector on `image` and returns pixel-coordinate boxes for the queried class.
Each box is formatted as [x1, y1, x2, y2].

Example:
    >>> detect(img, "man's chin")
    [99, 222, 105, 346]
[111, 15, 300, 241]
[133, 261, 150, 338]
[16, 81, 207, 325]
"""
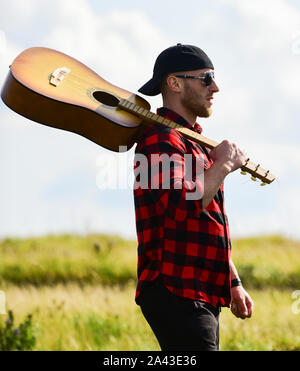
[198, 107, 212, 118]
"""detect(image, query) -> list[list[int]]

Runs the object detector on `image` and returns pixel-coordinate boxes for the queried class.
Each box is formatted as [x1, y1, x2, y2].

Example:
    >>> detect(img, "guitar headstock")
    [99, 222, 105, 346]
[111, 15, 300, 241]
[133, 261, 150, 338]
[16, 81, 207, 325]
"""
[240, 159, 275, 185]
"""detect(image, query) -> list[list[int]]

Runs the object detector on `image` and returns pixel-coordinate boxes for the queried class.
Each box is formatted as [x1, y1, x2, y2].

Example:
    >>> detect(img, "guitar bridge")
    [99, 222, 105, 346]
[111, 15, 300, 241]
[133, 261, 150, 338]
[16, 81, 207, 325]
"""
[49, 66, 71, 87]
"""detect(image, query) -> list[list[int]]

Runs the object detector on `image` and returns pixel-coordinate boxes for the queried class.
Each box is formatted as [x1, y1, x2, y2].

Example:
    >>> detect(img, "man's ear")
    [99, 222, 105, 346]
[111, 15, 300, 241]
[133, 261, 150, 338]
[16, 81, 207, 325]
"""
[166, 75, 183, 93]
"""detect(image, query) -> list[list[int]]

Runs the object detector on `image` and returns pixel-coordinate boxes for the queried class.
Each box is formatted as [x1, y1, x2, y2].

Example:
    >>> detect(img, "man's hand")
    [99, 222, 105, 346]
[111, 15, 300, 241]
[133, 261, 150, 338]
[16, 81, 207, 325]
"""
[210, 140, 247, 174]
[230, 286, 254, 320]
[202, 141, 247, 209]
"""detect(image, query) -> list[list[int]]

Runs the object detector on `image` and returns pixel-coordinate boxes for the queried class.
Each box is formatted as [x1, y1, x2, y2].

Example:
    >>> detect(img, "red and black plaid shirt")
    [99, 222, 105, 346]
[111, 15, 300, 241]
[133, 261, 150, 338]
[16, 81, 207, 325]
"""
[133, 107, 232, 308]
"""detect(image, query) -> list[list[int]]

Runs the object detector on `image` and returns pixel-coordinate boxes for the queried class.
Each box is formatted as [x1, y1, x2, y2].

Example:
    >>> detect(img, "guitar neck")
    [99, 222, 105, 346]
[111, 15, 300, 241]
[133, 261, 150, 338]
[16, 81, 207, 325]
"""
[118, 98, 218, 146]
[118, 98, 275, 185]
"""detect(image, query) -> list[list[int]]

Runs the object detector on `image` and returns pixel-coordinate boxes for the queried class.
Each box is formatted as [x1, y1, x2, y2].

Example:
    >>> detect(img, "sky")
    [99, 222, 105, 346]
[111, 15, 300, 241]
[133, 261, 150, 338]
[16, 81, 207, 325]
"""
[0, 0, 300, 241]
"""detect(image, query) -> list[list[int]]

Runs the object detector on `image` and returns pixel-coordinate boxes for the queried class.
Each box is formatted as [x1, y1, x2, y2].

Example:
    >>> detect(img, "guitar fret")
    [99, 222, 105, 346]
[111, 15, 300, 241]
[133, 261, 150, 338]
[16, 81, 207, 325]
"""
[124, 100, 131, 109]
[136, 107, 148, 119]
[141, 109, 148, 117]
[146, 112, 154, 119]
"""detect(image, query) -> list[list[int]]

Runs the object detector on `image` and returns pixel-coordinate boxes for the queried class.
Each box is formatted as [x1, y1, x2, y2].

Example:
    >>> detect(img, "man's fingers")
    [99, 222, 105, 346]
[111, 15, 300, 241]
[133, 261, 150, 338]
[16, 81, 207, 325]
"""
[231, 301, 247, 319]
[231, 303, 244, 319]
[231, 288, 254, 320]
[245, 296, 254, 318]
[237, 301, 248, 318]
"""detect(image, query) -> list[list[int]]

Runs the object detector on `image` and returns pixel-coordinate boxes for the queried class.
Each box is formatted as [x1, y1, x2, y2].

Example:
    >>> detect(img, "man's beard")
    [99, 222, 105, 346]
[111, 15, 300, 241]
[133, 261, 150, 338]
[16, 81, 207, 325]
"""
[181, 83, 212, 118]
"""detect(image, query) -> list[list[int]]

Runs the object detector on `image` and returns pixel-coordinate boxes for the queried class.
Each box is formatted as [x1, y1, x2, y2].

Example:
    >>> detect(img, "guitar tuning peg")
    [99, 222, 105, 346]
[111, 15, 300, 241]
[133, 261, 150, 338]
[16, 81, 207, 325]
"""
[260, 182, 267, 186]
[240, 170, 247, 175]
[251, 176, 257, 182]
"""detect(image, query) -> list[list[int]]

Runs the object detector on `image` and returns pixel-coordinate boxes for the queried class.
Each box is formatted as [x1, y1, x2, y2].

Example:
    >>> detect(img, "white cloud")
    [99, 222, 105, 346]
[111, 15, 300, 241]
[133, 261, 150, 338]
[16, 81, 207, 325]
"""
[0, 40, 21, 87]
[0, 30, 6, 55]
[193, 0, 300, 164]
[44, 6, 170, 91]
[221, 0, 300, 34]
[0, 0, 38, 30]
[216, 0, 300, 101]
[228, 181, 300, 240]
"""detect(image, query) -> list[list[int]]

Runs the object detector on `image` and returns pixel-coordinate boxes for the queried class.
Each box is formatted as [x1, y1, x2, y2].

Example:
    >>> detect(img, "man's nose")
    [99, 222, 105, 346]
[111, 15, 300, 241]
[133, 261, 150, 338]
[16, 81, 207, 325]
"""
[210, 79, 219, 93]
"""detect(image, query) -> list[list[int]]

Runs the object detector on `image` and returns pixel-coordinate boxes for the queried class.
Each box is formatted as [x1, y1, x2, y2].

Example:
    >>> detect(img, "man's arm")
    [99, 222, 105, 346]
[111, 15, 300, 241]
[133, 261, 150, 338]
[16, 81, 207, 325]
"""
[229, 258, 254, 319]
[202, 140, 246, 209]
[201, 140, 255, 319]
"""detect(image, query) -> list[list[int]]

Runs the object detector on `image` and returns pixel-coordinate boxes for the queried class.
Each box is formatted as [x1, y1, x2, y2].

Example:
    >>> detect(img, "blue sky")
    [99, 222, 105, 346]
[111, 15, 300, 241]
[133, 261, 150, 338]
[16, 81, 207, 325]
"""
[0, 0, 300, 240]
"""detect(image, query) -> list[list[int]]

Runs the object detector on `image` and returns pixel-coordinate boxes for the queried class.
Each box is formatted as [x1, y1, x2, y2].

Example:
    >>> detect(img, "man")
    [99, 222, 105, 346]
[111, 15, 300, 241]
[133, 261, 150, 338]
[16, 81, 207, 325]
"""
[133, 44, 254, 351]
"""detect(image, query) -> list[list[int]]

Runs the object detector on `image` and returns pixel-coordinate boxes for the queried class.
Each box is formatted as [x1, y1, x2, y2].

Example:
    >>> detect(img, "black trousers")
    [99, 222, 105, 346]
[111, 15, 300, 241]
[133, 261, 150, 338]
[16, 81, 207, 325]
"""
[138, 278, 220, 351]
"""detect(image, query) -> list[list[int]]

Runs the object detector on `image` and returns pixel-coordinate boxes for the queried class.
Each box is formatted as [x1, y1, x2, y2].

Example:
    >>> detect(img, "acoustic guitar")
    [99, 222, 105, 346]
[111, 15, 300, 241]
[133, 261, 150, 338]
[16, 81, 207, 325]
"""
[1, 47, 275, 185]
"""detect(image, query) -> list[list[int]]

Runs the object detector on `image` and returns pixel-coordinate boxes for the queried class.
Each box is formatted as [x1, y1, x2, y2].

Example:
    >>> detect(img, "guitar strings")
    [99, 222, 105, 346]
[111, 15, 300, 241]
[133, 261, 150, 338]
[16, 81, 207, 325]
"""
[67, 72, 112, 91]
[51, 76, 97, 103]
[61, 74, 122, 105]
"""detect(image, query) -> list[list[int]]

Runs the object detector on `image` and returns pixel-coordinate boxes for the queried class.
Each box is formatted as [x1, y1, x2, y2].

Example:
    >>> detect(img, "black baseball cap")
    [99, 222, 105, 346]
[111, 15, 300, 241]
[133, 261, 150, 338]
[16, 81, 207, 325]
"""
[138, 43, 214, 96]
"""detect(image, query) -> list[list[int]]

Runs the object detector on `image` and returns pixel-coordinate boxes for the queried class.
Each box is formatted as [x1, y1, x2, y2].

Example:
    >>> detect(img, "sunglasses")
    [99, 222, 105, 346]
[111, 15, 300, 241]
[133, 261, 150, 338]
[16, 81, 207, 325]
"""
[174, 71, 215, 87]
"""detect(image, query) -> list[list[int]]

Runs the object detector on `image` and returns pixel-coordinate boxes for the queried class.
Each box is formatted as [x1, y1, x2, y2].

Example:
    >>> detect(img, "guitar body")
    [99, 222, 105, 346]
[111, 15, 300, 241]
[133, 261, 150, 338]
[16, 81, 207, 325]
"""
[1, 47, 151, 151]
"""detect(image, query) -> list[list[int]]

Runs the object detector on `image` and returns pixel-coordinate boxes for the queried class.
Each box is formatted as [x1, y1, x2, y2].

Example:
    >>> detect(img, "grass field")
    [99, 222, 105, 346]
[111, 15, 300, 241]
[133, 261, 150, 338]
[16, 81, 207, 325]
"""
[0, 234, 300, 351]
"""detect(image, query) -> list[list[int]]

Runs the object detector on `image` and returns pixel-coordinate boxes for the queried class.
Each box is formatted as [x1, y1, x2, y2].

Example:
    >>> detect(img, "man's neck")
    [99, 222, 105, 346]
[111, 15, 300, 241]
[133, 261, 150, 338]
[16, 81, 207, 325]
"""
[162, 101, 197, 126]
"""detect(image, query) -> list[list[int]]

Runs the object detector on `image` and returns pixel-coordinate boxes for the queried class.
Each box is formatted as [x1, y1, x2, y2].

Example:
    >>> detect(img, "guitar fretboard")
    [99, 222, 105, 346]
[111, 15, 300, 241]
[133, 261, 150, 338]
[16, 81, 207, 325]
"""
[118, 98, 218, 148]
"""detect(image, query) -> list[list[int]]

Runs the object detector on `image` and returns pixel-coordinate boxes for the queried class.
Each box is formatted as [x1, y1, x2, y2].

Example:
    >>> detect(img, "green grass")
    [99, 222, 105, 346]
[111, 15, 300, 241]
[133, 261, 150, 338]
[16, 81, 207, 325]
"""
[0, 234, 137, 286]
[221, 289, 300, 351]
[0, 233, 299, 350]
[1, 283, 158, 351]
[232, 235, 300, 289]
[0, 234, 299, 289]
[1, 284, 299, 351]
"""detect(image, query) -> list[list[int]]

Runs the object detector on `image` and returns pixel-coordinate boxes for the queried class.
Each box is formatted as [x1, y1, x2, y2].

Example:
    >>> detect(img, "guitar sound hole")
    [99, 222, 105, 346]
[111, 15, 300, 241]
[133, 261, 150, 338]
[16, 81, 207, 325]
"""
[93, 91, 119, 107]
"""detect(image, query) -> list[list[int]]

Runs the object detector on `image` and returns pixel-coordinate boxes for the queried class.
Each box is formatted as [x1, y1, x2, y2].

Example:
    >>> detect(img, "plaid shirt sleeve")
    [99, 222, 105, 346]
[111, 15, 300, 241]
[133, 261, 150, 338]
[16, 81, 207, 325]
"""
[134, 124, 204, 222]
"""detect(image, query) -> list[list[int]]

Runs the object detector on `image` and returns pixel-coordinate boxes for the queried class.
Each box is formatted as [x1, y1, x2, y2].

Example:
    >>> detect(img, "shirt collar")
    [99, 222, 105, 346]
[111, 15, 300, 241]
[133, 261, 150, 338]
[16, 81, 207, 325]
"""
[157, 107, 203, 134]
